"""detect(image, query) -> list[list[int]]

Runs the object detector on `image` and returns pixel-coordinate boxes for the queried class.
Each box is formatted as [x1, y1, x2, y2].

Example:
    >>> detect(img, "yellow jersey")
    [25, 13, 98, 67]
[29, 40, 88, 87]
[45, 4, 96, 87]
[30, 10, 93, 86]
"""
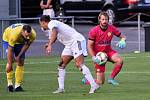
[2, 23, 36, 47]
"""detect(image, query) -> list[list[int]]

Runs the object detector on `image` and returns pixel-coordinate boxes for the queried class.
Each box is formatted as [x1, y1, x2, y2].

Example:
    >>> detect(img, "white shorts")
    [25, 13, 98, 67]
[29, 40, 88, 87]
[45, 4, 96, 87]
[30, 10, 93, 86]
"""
[43, 8, 55, 18]
[62, 40, 88, 58]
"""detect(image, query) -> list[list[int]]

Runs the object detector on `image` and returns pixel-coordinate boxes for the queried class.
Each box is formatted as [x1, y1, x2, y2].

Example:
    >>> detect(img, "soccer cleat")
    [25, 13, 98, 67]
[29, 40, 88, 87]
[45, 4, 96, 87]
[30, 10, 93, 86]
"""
[81, 78, 90, 85]
[89, 84, 100, 94]
[52, 88, 65, 94]
[7, 85, 14, 92]
[15, 86, 24, 92]
[108, 78, 119, 86]
[81, 78, 97, 85]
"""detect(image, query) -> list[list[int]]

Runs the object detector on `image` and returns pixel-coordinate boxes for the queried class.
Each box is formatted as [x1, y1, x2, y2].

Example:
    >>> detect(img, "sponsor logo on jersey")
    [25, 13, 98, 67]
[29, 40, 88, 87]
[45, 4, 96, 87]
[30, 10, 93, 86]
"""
[108, 32, 112, 37]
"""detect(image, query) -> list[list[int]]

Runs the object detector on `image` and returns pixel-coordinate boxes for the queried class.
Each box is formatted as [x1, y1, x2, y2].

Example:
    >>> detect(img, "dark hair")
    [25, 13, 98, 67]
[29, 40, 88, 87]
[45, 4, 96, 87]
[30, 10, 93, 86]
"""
[22, 25, 31, 33]
[98, 11, 109, 20]
[40, 15, 51, 22]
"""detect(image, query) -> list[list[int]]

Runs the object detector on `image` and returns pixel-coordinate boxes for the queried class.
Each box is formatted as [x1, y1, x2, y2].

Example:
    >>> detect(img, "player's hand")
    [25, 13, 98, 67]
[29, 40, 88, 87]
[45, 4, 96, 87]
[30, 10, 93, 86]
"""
[6, 63, 13, 73]
[116, 38, 126, 49]
[44, 43, 48, 49]
[92, 56, 100, 64]
[45, 45, 52, 55]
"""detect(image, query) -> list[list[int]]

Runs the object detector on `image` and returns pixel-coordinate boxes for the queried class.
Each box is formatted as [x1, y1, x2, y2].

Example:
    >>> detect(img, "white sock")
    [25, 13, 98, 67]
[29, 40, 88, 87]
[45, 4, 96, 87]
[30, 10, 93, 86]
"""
[15, 84, 20, 88]
[81, 64, 97, 87]
[58, 68, 65, 89]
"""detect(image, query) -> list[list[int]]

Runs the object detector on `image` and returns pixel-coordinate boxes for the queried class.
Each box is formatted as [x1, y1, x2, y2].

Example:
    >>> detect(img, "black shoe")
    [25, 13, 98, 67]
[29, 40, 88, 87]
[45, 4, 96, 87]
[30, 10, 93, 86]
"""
[7, 85, 14, 92]
[15, 86, 24, 92]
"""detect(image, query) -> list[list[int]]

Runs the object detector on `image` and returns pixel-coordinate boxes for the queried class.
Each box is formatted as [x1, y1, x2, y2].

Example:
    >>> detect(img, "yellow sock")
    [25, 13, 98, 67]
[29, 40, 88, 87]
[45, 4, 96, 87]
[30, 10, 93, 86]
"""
[15, 66, 24, 87]
[7, 71, 13, 86]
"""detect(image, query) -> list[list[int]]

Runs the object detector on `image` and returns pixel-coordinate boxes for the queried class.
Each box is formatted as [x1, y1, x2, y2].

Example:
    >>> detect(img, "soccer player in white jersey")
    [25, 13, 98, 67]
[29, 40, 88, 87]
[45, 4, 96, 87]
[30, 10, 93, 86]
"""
[39, 15, 100, 94]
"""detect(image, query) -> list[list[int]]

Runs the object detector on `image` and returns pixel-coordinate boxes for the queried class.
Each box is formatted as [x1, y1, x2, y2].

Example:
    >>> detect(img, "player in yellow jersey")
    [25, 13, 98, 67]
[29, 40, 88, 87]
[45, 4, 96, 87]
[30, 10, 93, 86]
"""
[2, 23, 36, 92]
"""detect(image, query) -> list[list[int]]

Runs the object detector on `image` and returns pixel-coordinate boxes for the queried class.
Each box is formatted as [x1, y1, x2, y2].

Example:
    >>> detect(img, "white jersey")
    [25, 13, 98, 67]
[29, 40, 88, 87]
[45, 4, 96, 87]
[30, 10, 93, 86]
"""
[48, 20, 85, 46]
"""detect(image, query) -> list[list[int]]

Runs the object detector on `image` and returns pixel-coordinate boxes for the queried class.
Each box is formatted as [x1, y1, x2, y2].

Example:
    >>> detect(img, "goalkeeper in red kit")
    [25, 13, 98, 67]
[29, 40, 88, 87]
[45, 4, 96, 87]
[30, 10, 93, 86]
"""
[87, 11, 126, 86]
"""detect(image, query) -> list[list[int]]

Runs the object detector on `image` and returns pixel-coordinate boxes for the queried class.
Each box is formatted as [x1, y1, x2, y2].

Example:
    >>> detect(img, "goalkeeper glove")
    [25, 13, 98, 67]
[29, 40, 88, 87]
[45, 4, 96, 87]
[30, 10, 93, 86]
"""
[117, 38, 126, 49]
[92, 56, 100, 64]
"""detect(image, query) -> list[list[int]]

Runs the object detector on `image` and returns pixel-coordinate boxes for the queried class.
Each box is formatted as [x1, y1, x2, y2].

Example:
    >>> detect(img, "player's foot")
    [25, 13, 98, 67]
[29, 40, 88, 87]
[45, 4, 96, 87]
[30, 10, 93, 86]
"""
[15, 86, 24, 92]
[52, 88, 65, 94]
[89, 84, 100, 94]
[81, 78, 97, 85]
[81, 78, 90, 85]
[7, 85, 14, 92]
[108, 78, 119, 86]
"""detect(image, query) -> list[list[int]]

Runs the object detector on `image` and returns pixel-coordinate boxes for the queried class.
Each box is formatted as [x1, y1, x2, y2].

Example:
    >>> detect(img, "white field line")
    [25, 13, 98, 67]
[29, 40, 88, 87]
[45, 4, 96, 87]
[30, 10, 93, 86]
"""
[1, 55, 150, 66]
[35, 40, 145, 44]
[0, 71, 150, 74]
[0, 55, 150, 74]
[0, 94, 59, 97]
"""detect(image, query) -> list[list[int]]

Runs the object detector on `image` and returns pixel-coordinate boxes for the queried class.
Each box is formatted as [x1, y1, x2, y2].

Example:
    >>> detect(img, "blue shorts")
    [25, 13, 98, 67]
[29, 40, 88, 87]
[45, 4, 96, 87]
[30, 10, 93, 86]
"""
[2, 41, 25, 59]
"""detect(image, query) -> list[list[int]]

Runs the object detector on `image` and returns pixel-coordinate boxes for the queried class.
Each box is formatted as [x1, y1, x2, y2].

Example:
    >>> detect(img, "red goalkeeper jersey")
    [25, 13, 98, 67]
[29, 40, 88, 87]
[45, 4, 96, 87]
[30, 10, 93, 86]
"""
[88, 25, 121, 54]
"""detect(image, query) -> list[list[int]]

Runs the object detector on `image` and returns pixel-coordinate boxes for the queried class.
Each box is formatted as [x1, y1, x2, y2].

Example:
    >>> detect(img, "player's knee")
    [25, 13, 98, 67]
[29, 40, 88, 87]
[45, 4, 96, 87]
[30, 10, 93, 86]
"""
[76, 63, 81, 68]
[58, 61, 66, 69]
[96, 68, 105, 73]
[17, 62, 24, 66]
[75, 63, 79, 68]
[116, 57, 123, 65]
[75, 61, 83, 69]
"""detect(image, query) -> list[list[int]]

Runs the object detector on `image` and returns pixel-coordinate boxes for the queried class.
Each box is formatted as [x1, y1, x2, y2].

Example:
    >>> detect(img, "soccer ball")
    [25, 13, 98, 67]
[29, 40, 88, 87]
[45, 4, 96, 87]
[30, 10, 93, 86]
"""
[96, 52, 108, 65]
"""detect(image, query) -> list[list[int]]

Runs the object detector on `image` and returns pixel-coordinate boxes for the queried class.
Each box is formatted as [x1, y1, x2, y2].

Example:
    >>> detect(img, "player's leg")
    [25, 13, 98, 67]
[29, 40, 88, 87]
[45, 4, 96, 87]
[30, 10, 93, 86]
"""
[73, 40, 99, 93]
[6, 63, 14, 92]
[108, 51, 123, 85]
[95, 64, 106, 85]
[75, 55, 95, 86]
[3, 41, 14, 92]
[14, 44, 25, 91]
[82, 59, 106, 86]
[74, 54, 99, 93]
[53, 47, 73, 93]
[96, 72, 105, 84]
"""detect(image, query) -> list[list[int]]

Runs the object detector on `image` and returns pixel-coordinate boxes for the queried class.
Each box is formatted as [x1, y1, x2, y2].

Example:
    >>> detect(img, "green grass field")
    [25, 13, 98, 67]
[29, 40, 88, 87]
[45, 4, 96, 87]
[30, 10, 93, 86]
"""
[0, 52, 150, 100]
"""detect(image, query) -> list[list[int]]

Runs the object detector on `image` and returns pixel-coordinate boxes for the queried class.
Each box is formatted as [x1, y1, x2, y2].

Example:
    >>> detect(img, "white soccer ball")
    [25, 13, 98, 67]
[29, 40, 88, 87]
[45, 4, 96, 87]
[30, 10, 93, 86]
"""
[96, 52, 108, 65]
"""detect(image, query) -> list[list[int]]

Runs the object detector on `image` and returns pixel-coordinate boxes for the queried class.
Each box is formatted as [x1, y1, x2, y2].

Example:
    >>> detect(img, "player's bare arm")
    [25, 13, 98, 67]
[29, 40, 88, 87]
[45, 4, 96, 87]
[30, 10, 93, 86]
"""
[15, 42, 31, 61]
[87, 39, 95, 57]
[46, 27, 58, 54]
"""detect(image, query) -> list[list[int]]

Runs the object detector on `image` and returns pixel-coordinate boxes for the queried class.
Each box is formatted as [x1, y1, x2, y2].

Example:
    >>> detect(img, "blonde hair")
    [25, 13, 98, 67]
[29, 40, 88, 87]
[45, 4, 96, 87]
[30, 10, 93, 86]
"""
[98, 11, 109, 21]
